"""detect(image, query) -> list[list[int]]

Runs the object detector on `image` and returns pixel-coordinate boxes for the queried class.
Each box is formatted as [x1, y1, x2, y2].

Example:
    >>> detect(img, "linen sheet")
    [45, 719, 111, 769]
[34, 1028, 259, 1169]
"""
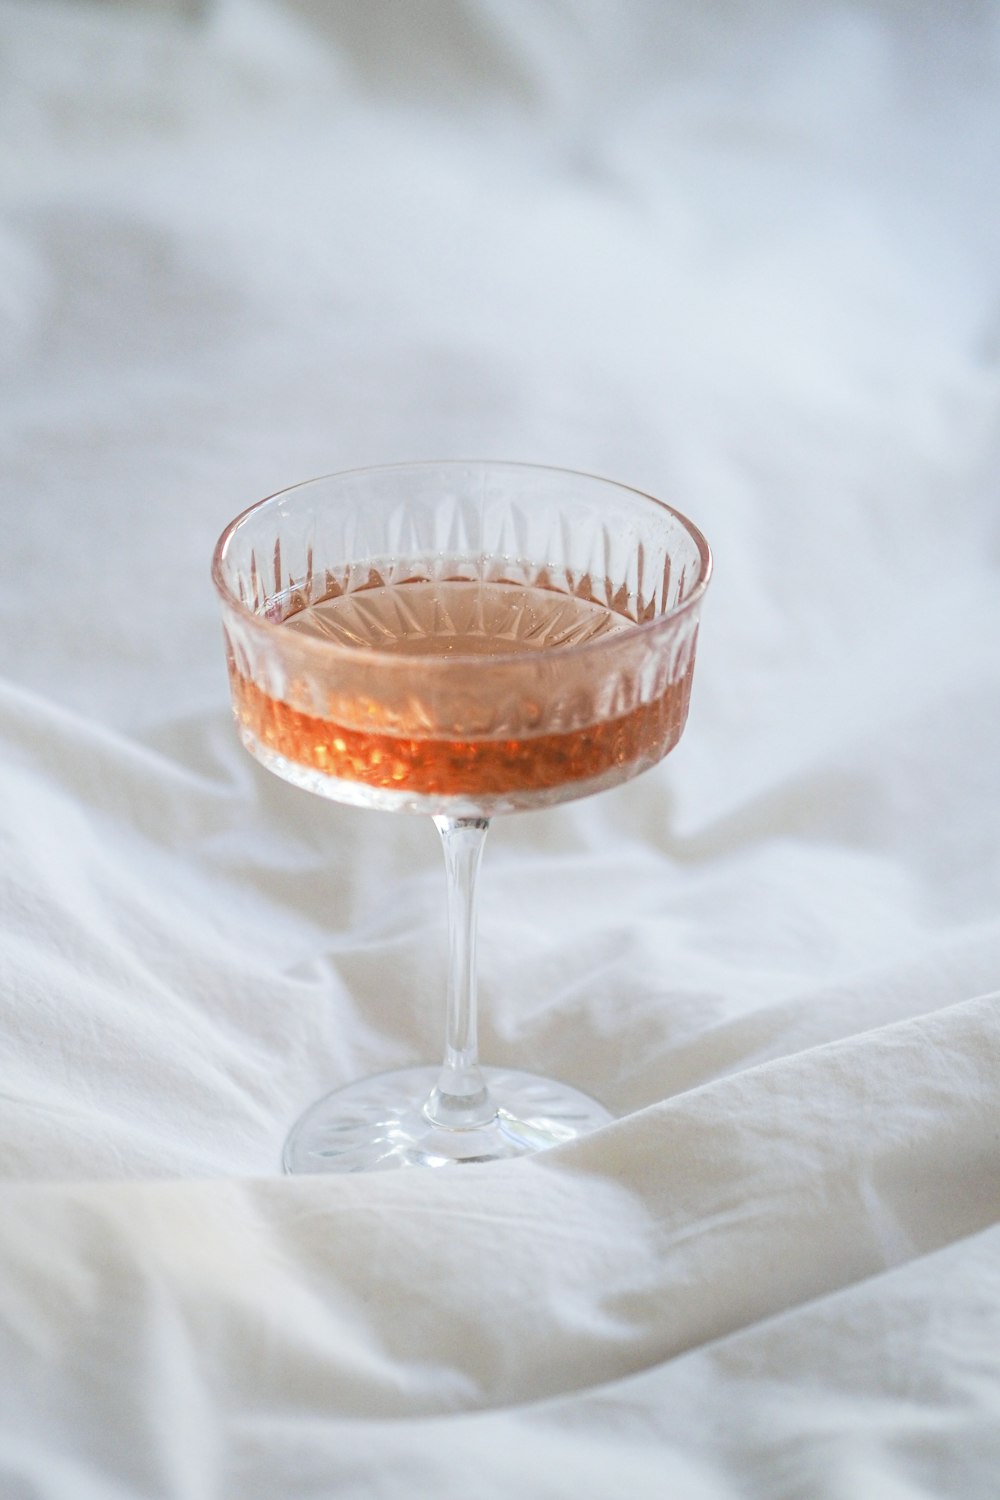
[1, 1, 999, 1494]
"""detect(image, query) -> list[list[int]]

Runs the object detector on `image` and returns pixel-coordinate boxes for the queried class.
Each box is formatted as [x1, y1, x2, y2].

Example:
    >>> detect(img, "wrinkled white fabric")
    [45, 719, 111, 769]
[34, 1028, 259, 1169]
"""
[1, 0, 999, 1494]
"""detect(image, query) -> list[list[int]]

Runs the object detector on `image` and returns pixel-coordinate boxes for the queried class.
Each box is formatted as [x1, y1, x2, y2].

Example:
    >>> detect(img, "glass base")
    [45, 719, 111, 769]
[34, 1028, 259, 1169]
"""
[282, 1065, 612, 1173]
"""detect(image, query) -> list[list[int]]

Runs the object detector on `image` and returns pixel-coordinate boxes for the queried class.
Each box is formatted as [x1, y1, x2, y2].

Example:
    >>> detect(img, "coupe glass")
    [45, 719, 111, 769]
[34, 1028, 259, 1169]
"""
[212, 461, 711, 1172]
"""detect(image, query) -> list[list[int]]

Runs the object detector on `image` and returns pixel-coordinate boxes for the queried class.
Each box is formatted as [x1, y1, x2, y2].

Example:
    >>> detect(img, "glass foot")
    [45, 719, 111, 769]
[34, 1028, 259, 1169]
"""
[282, 1065, 612, 1173]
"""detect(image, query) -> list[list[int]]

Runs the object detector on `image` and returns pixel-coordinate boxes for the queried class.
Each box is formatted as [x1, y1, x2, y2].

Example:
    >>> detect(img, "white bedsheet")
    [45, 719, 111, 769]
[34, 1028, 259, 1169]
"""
[2, 1, 999, 1494]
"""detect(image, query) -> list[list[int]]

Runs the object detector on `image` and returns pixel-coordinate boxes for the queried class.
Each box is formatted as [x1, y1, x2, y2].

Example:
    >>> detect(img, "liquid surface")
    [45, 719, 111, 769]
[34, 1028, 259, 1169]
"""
[280, 577, 634, 656]
[229, 576, 694, 803]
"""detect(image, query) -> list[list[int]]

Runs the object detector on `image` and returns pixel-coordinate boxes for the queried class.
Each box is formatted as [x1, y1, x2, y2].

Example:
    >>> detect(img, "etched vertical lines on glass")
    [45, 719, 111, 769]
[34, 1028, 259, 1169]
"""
[216, 463, 710, 815]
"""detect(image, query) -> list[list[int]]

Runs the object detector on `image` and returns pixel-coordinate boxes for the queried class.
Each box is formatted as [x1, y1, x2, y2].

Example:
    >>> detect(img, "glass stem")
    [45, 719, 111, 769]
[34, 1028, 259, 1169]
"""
[424, 815, 496, 1130]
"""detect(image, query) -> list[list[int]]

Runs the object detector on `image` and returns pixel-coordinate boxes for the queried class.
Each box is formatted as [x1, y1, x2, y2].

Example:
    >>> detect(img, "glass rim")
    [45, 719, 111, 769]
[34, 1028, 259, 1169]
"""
[211, 459, 713, 668]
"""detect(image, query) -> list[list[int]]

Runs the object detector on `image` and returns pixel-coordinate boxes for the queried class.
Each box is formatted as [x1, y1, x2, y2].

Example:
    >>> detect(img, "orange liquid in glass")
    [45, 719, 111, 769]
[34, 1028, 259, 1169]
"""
[229, 578, 693, 798]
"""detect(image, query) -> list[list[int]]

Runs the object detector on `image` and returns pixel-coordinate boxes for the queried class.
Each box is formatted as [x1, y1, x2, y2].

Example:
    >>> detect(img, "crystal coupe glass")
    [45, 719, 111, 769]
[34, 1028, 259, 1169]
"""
[212, 462, 711, 1172]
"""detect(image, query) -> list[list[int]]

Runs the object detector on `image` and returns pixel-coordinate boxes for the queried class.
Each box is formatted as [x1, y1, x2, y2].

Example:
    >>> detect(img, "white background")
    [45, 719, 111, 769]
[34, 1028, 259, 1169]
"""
[1, 1, 999, 1494]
